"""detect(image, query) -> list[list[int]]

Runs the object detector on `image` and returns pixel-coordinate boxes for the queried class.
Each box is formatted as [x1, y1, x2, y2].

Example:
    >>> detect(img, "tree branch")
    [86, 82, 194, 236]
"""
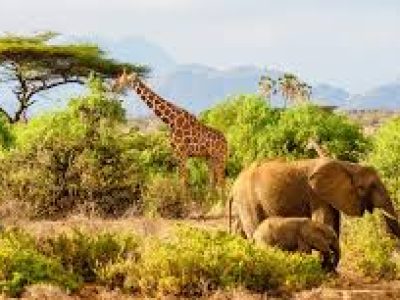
[26, 77, 85, 100]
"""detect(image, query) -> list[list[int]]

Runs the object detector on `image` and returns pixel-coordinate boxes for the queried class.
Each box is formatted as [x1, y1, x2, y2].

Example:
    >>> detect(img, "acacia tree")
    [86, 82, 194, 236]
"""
[0, 32, 149, 123]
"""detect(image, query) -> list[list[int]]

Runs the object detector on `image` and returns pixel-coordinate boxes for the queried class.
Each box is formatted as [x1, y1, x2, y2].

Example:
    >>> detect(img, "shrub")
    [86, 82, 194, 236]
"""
[0, 226, 327, 297]
[142, 174, 189, 219]
[201, 95, 279, 176]
[201, 96, 368, 177]
[0, 80, 143, 218]
[341, 213, 399, 279]
[122, 128, 176, 177]
[367, 117, 400, 206]
[269, 105, 369, 162]
[38, 230, 140, 283]
[0, 229, 79, 297]
[0, 116, 13, 151]
[119, 227, 325, 297]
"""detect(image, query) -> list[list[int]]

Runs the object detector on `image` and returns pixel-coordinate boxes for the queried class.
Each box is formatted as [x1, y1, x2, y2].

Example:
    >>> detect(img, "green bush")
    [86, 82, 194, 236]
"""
[0, 226, 327, 297]
[142, 174, 189, 218]
[119, 227, 324, 297]
[0, 116, 13, 151]
[122, 128, 176, 177]
[201, 95, 279, 176]
[38, 230, 140, 283]
[0, 80, 143, 218]
[269, 105, 369, 162]
[0, 229, 79, 297]
[367, 117, 400, 206]
[201, 96, 368, 177]
[341, 213, 399, 279]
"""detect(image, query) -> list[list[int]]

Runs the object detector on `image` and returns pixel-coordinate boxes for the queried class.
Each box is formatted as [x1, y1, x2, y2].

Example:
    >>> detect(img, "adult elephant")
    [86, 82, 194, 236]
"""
[228, 158, 400, 240]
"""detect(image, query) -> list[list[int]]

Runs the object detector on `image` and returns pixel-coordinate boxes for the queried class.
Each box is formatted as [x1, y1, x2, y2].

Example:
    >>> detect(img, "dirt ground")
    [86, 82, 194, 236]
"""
[3, 215, 400, 300]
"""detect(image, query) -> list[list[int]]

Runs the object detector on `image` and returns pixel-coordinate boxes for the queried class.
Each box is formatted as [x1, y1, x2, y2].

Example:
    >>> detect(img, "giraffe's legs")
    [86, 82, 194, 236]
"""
[212, 158, 226, 203]
[213, 157, 226, 189]
[207, 159, 216, 188]
[177, 159, 188, 187]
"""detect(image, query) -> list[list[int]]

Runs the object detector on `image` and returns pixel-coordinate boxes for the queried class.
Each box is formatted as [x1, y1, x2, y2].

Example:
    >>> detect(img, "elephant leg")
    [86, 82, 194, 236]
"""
[239, 202, 265, 239]
[232, 218, 246, 238]
[298, 237, 312, 254]
[305, 231, 335, 271]
[311, 200, 341, 238]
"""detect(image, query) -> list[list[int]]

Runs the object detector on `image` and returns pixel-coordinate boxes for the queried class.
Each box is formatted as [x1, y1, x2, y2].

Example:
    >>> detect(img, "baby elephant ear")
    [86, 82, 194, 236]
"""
[309, 160, 361, 216]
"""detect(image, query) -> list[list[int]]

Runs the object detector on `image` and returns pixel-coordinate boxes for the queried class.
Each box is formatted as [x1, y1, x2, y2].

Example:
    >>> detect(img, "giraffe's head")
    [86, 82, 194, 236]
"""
[112, 70, 139, 93]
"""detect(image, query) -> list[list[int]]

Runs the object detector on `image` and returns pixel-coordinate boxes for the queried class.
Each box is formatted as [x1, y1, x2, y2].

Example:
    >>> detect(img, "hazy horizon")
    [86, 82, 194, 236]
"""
[1, 0, 400, 93]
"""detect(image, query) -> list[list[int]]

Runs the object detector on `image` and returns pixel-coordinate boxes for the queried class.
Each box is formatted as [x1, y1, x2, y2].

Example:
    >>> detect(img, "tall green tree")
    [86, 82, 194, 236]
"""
[0, 32, 149, 123]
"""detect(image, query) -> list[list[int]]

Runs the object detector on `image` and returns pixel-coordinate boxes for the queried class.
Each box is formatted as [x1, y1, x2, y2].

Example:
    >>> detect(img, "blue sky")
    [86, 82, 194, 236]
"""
[1, 0, 400, 93]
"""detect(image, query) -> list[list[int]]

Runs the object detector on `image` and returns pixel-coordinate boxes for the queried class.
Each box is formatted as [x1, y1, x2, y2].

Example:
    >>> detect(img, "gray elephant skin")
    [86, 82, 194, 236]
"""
[229, 158, 400, 240]
[253, 217, 339, 271]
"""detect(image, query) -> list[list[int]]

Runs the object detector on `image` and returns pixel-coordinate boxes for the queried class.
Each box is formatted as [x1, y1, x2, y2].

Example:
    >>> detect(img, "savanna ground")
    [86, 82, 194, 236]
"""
[0, 81, 400, 299]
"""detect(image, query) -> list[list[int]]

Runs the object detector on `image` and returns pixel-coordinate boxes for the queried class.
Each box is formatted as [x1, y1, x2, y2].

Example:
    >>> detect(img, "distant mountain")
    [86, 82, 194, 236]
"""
[149, 67, 358, 113]
[148, 64, 280, 113]
[52, 34, 177, 74]
[311, 84, 350, 107]
[347, 82, 400, 110]
[2, 35, 400, 119]
[98, 36, 177, 74]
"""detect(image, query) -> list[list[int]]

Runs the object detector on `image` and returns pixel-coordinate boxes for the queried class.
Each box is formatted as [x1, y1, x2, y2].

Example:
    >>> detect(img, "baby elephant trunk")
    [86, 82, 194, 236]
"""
[329, 239, 340, 271]
[305, 222, 340, 272]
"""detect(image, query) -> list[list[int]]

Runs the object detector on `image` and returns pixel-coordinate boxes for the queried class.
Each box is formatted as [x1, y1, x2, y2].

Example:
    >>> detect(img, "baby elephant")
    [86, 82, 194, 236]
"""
[253, 217, 340, 271]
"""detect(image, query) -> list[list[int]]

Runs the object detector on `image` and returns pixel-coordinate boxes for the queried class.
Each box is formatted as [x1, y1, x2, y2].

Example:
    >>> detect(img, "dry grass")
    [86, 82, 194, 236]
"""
[344, 110, 400, 136]
[4, 214, 228, 240]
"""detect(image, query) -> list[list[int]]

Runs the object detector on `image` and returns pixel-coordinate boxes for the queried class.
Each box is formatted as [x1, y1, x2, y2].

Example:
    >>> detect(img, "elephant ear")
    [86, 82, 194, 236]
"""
[309, 160, 361, 216]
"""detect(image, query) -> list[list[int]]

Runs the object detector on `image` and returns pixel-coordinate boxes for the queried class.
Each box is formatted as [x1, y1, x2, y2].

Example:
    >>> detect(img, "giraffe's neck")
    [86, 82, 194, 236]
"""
[130, 78, 188, 128]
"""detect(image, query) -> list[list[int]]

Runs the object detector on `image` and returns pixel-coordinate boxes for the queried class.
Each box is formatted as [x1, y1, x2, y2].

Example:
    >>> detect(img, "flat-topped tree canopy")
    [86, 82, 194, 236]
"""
[0, 32, 150, 123]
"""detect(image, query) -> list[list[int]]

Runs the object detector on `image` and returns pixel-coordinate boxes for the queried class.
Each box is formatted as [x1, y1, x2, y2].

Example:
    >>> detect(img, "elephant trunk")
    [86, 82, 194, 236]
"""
[382, 210, 400, 238]
[372, 186, 400, 238]
[330, 239, 340, 270]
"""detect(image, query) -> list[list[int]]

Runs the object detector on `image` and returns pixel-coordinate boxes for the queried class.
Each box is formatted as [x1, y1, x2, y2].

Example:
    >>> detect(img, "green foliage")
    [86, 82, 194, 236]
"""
[122, 128, 176, 177]
[0, 80, 142, 218]
[201, 95, 368, 177]
[341, 213, 399, 279]
[269, 105, 369, 162]
[120, 227, 324, 297]
[201, 95, 279, 176]
[367, 117, 400, 205]
[0, 226, 327, 297]
[142, 174, 189, 218]
[38, 230, 140, 283]
[0, 32, 148, 78]
[0, 229, 79, 297]
[0, 116, 13, 150]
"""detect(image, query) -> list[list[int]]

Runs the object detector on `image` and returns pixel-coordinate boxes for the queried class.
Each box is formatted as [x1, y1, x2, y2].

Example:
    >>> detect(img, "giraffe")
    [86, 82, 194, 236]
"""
[112, 71, 228, 188]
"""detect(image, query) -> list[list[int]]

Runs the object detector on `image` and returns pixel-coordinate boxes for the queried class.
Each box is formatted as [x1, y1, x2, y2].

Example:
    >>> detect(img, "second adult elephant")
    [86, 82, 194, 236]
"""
[229, 158, 400, 240]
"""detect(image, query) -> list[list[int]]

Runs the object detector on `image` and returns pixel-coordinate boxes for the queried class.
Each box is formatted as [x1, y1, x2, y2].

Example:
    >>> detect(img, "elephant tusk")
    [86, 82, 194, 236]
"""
[381, 210, 398, 221]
